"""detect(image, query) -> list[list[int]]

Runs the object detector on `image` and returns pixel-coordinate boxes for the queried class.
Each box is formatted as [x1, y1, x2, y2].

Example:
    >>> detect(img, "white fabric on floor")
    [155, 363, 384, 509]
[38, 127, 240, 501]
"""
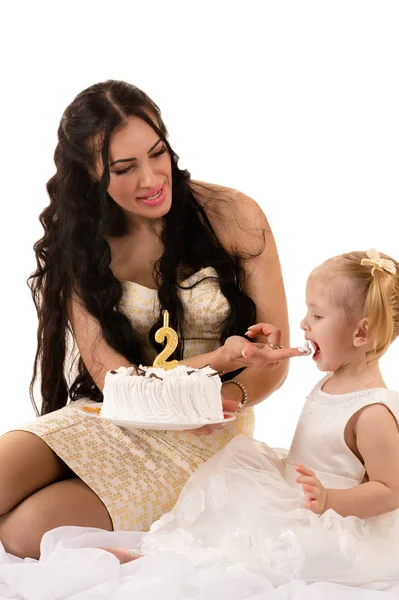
[1, 526, 399, 600]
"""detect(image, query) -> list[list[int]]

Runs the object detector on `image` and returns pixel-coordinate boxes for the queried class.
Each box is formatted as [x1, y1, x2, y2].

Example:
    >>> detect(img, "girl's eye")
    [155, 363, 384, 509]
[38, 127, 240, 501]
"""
[313, 315, 323, 320]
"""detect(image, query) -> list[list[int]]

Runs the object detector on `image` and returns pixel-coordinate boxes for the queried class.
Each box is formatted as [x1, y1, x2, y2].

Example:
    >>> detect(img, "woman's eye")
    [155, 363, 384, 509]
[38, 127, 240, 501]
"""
[151, 146, 167, 159]
[113, 165, 134, 175]
[112, 147, 166, 175]
[313, 315, 323, 320]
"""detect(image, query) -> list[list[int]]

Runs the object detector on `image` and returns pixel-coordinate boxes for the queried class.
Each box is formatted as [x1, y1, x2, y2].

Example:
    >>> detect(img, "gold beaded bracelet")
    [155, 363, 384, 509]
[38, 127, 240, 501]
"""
[222, 379, 248, 409]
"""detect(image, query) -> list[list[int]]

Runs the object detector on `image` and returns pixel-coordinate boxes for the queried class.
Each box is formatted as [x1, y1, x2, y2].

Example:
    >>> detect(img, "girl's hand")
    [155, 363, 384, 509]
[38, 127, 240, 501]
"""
[296, 464, 328, 514]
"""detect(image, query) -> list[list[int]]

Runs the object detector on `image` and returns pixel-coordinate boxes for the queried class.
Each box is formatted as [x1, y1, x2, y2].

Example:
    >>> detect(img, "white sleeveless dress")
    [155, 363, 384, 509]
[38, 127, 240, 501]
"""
[13, 267, 254, 531]
[139, 375, 399, 585]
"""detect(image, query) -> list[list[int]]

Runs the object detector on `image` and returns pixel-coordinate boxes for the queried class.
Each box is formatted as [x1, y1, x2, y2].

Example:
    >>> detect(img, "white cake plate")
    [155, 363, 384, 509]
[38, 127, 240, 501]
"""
[77, 404, 236, 431]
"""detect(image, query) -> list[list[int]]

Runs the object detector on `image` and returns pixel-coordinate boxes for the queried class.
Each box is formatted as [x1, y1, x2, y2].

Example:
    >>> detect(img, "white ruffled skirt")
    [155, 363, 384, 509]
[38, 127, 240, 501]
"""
[3, 435, 399, 599]
[141, 434, 399, 586]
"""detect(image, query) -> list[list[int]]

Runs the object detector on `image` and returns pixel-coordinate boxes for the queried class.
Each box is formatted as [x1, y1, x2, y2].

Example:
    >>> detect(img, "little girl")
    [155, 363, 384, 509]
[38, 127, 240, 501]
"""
[107, 248, 399, 585]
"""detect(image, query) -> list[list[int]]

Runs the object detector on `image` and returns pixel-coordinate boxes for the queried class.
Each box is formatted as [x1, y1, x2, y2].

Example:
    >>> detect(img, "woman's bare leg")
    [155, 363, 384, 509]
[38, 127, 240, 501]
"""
[0, 431, 73, 515]
[0, 477, 113, 559]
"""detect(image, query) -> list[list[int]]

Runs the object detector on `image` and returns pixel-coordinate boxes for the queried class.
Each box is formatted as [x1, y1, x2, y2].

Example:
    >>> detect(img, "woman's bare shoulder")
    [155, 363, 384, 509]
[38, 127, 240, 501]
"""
[190, 180, 269, 252]
[190, 180, 260, 209]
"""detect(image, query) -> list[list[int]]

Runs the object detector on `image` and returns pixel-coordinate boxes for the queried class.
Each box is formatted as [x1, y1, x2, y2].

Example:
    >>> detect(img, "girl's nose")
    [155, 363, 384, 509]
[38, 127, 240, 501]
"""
[300, 317, 309, 331]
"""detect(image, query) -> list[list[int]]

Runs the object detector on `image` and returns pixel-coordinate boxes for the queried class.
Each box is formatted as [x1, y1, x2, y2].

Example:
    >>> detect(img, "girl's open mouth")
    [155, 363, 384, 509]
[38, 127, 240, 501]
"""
[311, 342, 321, 360]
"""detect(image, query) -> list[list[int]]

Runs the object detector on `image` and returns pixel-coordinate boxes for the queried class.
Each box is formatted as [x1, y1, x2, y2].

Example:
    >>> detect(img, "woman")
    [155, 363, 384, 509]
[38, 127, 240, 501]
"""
[0, 80, 299, 559]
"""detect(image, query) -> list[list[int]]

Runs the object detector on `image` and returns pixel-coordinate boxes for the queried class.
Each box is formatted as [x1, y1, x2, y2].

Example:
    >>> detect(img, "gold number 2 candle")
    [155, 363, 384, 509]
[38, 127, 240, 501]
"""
[153, 310, 179, 370]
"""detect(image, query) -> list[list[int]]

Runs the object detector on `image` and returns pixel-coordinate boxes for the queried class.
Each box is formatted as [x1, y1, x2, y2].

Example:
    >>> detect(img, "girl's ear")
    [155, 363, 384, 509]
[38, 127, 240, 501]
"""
[353, 317, 370, 348]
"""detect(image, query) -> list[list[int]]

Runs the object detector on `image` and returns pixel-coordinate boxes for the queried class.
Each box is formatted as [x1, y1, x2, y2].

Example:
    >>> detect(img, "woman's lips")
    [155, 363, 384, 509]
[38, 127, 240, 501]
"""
[137, 184, 166, 206]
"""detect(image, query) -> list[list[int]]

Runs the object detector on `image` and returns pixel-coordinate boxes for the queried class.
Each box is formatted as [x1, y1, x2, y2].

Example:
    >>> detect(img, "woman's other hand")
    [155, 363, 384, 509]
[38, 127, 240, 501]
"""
[186, 395, 241, 436]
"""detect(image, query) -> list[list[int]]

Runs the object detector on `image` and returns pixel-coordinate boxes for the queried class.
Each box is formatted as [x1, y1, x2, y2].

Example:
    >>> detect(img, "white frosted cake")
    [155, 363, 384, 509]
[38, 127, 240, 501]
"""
[101, 364, 224, 424]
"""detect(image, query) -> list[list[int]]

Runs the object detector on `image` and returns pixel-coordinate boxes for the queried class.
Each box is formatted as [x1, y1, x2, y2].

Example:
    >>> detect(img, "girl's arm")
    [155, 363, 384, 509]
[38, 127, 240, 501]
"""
[298, 403, 399, 518]
[325, 403, 399, 518]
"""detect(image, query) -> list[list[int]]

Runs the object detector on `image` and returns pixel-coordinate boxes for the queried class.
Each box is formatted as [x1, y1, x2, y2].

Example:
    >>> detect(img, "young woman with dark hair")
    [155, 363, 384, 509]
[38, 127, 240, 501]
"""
[0, 80, 302, 558]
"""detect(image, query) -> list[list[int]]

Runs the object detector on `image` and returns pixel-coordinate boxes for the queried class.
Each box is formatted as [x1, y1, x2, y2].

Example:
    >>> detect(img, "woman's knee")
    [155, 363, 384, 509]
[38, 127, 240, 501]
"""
[0, 497, 63, 560]
[0, 478, 113, 559]
[0, 509, 42, 559]
[0, 431, 70, 515]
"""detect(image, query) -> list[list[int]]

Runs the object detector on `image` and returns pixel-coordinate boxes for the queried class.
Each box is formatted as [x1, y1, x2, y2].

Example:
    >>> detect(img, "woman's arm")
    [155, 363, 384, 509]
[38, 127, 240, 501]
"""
[68, 296, 132, 391]
[198, 184, 292, 407]
[70, 186, 291, 397]
[68, 294, 270, 392]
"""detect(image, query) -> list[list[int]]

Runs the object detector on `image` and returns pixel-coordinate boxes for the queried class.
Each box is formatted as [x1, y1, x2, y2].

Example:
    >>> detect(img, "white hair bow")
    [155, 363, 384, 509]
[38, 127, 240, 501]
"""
[360, 249, 397, 276]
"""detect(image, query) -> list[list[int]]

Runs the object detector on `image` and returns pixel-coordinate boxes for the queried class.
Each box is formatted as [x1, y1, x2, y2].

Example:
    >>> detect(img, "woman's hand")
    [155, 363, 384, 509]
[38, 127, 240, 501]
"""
[221, 323, 309, 370]
[186, 395, 241, 436]
[98, 547, 142, 564]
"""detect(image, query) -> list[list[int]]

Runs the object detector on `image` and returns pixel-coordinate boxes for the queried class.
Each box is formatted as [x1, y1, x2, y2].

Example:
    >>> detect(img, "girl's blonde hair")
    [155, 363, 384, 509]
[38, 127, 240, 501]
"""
[315, 250, 399, 360]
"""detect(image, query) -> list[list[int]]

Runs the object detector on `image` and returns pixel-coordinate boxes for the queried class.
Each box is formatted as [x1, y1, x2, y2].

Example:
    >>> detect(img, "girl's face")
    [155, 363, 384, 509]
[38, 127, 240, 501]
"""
[300, 275, 362, 372]
[105, 116, 173, 225]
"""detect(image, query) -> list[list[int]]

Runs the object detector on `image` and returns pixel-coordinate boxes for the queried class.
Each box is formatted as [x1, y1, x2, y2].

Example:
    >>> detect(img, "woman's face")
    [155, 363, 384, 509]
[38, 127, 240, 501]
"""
[105, 116, 172, 225]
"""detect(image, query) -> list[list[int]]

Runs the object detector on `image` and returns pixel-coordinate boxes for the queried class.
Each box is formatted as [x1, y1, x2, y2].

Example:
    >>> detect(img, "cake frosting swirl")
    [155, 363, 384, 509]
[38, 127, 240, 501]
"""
[101, 365, 224, 424]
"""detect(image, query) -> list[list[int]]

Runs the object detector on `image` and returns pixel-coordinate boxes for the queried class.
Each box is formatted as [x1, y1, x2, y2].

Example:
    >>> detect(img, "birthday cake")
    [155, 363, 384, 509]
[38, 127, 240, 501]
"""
[101, 364, 224, 424]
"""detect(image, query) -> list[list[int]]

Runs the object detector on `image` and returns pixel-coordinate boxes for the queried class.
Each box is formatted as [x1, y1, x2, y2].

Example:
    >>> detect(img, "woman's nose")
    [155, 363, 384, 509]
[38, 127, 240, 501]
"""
[138, 162, 157, 188]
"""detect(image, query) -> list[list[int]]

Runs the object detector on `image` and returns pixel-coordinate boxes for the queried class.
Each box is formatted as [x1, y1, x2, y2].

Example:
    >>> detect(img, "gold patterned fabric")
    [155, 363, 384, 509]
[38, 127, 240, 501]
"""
[16, 267, 254, 531]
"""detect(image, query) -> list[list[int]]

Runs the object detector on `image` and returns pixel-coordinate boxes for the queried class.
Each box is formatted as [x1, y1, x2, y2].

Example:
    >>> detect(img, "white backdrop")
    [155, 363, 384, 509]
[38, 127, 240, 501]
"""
[1, 1, 398, 447]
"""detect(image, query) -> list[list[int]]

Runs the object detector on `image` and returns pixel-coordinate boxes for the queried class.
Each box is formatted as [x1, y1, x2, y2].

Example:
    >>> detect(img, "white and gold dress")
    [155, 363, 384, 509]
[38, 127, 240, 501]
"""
[16, 267, 254, 531]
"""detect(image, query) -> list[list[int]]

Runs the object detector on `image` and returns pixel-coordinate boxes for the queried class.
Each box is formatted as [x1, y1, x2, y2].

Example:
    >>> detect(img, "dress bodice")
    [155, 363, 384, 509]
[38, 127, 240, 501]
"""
[119, 267, 230, 365]
[285, 375, 399, 489]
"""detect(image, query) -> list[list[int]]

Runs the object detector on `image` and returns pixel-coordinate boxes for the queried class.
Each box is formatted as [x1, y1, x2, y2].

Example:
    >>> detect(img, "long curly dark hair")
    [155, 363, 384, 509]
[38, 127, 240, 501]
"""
[29, 80, 259, 416]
